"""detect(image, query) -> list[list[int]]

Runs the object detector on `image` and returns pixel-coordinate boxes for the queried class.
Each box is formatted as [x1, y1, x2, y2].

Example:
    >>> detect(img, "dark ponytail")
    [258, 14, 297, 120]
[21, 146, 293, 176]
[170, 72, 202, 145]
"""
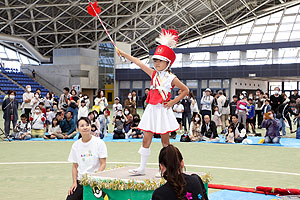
[159, 145, 186, 200]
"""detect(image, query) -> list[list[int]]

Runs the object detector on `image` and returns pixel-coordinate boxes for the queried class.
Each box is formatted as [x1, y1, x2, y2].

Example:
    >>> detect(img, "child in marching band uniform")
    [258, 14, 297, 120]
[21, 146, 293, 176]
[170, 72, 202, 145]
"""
[119, 29, 189, 175]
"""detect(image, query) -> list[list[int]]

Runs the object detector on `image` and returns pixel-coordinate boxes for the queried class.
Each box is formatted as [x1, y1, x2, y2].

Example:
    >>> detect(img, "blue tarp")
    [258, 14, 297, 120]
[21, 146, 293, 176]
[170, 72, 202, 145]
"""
[209, 190, 277, 200]
[9, 133, 300, 148]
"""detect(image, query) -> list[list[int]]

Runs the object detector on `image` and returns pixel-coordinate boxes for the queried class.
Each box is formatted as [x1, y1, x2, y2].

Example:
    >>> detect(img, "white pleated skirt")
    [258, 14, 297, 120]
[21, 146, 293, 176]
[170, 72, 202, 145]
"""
[138, 103, 179, 135]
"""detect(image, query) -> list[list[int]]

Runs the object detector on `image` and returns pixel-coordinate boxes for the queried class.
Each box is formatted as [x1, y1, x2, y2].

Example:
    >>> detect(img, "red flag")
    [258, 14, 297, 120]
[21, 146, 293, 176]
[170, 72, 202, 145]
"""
[87, 1, 101, 17]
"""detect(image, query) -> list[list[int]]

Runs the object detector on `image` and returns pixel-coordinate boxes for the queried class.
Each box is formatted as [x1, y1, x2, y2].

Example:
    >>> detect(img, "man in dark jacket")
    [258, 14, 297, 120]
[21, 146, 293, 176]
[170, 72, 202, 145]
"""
[270, 87, 284, 112]
[290, 89, 300, 101]
[2, 90, 19, 137]
[230, 114, 247, 143]
[180, 90, 192, 131]
[142, 88, 149, 110]
[277, 99, 298, 135]
[201, 115, 219, 141]
[229, 95, 238, 119]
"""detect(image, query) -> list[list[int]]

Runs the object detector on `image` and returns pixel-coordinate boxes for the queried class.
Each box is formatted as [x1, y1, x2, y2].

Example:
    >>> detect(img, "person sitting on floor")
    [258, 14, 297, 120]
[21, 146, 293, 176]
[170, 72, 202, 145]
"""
[91, 124, 99, 137]
[11, 114, 31, 140]
[113, 115, 125, 139]
[152, 145, 208, 200]
[55, 111, 76, 139]
[189, 113, 202, 141]
[46, 118, 62, 139]
[262, 110, 280, 144]
[88, 111, 100, 135]
[230, 114, 247, 143]
[124, 114, 133, 135]
[201, 115, 220, 142]
[225, 125, 235, 143]
[29, 107, 46, 138]
[78, 100, 88, 119]
[128, 114, 143, 139]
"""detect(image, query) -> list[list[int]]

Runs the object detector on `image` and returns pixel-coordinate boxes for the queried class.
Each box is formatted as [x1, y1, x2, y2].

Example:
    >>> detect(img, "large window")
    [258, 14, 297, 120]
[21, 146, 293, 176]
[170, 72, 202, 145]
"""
[0, 44, 39, 71]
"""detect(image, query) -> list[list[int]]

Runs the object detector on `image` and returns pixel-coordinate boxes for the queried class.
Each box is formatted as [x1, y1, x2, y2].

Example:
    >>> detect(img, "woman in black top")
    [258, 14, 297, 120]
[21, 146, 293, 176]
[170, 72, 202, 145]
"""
[152, 145, 208, 200]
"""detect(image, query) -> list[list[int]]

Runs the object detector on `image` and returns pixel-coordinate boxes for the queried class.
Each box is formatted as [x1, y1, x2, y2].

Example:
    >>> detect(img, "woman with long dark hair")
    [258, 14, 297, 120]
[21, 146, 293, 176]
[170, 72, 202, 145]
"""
[152, 145, 208, 200]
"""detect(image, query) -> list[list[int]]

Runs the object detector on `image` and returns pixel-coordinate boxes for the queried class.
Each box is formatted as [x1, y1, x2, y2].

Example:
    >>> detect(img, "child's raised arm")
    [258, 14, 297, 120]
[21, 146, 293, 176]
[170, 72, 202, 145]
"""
[119, 49, 154, 77]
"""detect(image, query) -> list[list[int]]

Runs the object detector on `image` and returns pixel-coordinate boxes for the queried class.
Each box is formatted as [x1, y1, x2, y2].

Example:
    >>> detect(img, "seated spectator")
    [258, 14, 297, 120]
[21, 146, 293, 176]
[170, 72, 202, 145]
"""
[78, 100, 88, 119]
[113, 97, 123, 116]
[88, 111, 100, 134]
[46, 107, 56, 131]
[55, 111, 76, 139]
[98, 108, 110, 139]
[47, 118, 62, 139]
[152, 145, 208, 200]
[128, 114, 143, 139]
[44, 92, 53, 109]
[55, 112, 64, 126]
[189, 113, 202, 141]
[38, 102, 47, 116]
[124, 92, 136, 115]
[230, 114, 247, 143]
[11, 114, 31, 140]
[113, 115, 125, 139]
[262, 110, 280, 144]
[201, 115, 220, 141]
[225, 125, 235, 143]
[124, 107, 131, 118]
[91, 124, 99, 137]
[173, 101, 184, 134]
[124, 114, 133, 134]
[29, 107, 46, 138]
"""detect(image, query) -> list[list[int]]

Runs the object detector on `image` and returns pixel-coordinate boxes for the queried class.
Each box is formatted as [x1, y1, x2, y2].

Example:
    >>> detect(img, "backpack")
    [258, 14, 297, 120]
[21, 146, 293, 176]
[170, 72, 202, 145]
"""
[180, 133, 191, 142]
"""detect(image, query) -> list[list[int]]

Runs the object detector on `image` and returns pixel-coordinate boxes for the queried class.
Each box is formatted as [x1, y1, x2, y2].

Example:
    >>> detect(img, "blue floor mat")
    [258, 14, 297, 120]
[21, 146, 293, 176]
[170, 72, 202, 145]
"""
[209, 190, 277, 200]
[8, 133, 300, 148]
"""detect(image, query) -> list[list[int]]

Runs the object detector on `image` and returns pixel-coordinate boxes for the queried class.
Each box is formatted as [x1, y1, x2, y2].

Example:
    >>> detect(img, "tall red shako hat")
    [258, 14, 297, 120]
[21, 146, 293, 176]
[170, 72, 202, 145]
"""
[152, 29, 179, 69]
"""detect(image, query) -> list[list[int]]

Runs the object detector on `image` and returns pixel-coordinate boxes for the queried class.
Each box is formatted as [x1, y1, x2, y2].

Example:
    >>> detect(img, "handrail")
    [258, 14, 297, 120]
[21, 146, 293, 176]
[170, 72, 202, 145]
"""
[22, 67, 63, 94]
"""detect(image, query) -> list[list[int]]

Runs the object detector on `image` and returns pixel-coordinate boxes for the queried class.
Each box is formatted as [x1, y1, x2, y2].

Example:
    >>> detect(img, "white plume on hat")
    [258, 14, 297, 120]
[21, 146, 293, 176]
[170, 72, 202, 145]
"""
[155, 29, 179, 48]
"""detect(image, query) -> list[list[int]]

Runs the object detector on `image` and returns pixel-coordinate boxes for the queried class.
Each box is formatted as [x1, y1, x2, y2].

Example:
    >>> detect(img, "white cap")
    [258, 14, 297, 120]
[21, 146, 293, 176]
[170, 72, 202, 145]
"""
[205, 88, 211, 92]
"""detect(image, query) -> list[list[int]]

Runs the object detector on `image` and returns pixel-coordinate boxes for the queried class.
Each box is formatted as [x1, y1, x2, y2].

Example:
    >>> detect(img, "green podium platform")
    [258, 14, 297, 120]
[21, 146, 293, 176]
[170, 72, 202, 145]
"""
[81, 167, 210, 200]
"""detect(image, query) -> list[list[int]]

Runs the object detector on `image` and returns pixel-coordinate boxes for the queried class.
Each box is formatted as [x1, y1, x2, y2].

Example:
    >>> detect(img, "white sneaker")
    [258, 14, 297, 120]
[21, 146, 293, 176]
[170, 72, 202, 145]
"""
[128, 168, 145, 176]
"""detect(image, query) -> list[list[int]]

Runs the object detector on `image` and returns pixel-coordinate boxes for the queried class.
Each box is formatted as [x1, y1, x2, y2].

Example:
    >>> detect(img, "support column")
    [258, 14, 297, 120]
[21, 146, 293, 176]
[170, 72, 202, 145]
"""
[210, 52, 217, 66]
[272, 48, 279, 64]
[240, 51, 246, 65]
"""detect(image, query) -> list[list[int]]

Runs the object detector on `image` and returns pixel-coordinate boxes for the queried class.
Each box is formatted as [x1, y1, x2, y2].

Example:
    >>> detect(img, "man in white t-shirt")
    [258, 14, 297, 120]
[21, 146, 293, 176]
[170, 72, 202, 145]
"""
[23, 85, 34, 118]
[173, 101, 184, 133]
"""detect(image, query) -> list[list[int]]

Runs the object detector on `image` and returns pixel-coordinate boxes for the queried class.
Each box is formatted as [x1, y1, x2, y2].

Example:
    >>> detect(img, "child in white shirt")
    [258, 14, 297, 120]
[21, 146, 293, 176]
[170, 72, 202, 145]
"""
[225, 126, 235, 143]
[113, 97, 123, 116]
[173, 101, 184, 133]
[78, 100, 88, 119]
[47, 118, 62, 139]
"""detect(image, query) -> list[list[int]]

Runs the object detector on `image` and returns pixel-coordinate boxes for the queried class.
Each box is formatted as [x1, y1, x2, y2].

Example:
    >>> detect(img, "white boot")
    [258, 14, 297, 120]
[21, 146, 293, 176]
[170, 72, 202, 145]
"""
[128, 146, 150, 175]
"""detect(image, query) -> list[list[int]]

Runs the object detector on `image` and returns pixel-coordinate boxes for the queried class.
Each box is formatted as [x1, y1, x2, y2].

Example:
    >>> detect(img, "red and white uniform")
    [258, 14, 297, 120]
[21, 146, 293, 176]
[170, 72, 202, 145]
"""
[138, 71, 179, 134]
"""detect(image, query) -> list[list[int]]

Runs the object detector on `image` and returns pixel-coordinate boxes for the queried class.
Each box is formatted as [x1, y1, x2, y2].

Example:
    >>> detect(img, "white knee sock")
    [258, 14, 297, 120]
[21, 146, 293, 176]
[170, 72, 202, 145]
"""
[138, 146, 151, 172]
